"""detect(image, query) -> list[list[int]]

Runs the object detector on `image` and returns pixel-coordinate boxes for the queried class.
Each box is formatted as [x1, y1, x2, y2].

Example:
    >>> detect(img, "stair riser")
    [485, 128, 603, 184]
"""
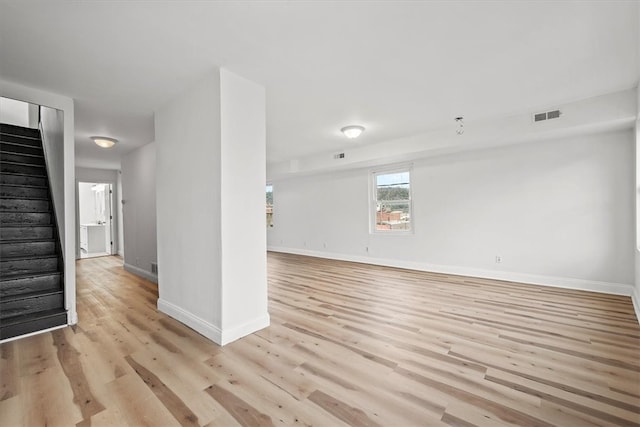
[0, 241, 57, 258]
[0, 173, 47, 187]
[0, 212, 51, 225]
[0, 311, 67, 340]
[0, 226, 54, 240]
[0, 162, 46, 176]
[0, 198, 49, 212]
[0, 292, 64, 320]
[1, 152, 45, 166]
[0, 186, 48, 199]
[0, 133, 42, 147]
[0, 274, 61, 297]
[0, 141, 43, 156]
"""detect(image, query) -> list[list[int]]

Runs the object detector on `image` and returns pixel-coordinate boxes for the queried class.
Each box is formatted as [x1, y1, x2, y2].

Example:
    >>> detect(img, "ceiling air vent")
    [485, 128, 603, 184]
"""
[533, 109, 562, 122]
[333, 152, 345, 159]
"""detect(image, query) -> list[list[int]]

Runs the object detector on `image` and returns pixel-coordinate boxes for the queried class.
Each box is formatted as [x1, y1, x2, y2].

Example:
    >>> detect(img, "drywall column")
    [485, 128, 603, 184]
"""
[155, 68, 268, 346]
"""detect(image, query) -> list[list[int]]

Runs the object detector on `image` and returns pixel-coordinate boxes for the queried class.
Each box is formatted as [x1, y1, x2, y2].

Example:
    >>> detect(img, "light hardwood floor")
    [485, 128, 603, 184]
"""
[1, 253, 639, 426]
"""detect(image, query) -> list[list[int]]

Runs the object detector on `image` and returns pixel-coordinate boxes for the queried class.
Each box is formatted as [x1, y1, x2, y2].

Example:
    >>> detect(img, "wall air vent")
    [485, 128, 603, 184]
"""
[533, 109, 561, 122]
[333, 152, 345, 159]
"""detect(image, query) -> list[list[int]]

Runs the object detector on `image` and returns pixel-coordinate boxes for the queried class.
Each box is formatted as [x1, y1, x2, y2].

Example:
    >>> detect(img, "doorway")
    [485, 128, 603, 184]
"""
[78, 182, 113, 259]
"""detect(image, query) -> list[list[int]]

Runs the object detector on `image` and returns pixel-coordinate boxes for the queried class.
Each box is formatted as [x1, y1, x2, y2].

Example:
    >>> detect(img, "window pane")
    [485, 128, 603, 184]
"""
[376, 200, 411, 230]
[266, 185, 273, 227]
[376, 172, 410, 201]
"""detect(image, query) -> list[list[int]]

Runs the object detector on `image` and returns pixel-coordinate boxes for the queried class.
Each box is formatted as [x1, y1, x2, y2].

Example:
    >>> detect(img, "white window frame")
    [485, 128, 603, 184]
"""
[370, 165, 413, 234]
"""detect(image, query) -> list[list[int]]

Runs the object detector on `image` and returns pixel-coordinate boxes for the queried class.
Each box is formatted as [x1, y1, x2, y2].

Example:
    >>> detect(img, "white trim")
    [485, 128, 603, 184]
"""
[370, 167, 414, 235]
[221, 314, 271, 346]
[158, 298, 222, 344]
[632, 285, 640, 324]
[0, 324, 67, 344]
[268, 246, 634, 297]
[123, 263, 158, 284]
[68, 310, 78, 325]
[157, 299, 270, 346]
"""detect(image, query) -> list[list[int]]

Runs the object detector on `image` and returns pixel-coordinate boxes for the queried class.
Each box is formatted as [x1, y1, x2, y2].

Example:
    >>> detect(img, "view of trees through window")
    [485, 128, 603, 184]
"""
[375, 171, 411, 231]
[266, 184, 273, 227]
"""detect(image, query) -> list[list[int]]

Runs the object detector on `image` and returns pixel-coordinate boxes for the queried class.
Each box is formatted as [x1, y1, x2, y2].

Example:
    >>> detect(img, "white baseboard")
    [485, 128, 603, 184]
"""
[158, 298, 222, 344]
[633, 285, 640, 324]
[67, 310, 78, 325]
[124, 263, 158, 284]
[157, 299, 270, 346]
[221, 314, 271, 346]
[267, 246, 635, 297]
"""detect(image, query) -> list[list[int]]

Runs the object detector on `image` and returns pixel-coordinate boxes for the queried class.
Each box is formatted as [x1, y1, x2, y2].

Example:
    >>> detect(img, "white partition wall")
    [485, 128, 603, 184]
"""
[155, 68, 268, 346]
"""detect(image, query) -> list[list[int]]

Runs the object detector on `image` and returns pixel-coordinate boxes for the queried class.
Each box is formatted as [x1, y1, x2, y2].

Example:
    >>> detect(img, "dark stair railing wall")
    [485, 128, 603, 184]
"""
[0, 123, 67, 340]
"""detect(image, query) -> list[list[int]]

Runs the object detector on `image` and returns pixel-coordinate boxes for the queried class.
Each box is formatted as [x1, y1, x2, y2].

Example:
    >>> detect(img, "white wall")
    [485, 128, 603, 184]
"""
[117, 171, 124, 257]
[156, 70, 223, 329]
[219, 69, 268, 333]
[40, 106, 66, 248]
[156, 68, 268, 346]
[634, 82, 640, 319]
[121, 141, 157, 282]
[1, 79, 77, 325]
[78, 182, 98, 224]
[269, 130, 634, 294]
[0, 97, 29, 127]
[75, 167, 119, 259]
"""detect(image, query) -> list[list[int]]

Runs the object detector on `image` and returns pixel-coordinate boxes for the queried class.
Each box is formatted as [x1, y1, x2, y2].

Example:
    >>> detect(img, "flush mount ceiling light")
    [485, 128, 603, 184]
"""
[91, 136, 118, 148]
[341, 125, 365, 139]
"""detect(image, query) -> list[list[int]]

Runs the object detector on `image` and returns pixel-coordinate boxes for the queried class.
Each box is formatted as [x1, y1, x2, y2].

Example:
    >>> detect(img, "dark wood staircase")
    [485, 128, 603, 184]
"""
[0, 123, 66, 340]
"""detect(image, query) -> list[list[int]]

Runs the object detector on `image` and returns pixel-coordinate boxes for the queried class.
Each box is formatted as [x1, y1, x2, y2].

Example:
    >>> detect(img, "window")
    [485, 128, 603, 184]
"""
[266, 184, 273, 228]
[372, 169, 412, 232]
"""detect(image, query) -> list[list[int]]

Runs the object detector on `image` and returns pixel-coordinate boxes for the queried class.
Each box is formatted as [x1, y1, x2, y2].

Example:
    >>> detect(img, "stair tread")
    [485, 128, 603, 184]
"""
[0, 160, 45, 166]
[0, 269, 61, 281]
[1, 253, 59, 260]
[0, 224, 53, 228]
[0, 133, 41, 142]
[0, 271, 61, 281]
[1, 289, 64, 304]
[0, 124, 41, 137]
[0, 183, 48, 189]
[0, 197, 50, 202]
[0, 238, 55, 244]
[0, 172, 48, 179]
[0, 150, 44, 158]
[0, 308, 67, 327]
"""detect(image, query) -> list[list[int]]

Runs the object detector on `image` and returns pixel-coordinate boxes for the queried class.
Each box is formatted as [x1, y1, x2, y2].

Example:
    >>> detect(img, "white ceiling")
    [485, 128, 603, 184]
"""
[0, 1, 638, 169]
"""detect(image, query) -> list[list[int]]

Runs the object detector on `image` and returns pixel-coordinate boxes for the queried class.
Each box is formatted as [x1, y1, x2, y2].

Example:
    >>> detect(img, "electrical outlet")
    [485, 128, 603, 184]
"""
[323, 242, 327, 248]
[365, 246, 369, 253]
[495, 255, 502, 263]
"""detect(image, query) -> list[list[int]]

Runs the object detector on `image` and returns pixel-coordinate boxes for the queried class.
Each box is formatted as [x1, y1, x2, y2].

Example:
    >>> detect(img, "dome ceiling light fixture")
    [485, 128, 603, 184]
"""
[341, 125, 365, 139]
[91, 136, 118, 148]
